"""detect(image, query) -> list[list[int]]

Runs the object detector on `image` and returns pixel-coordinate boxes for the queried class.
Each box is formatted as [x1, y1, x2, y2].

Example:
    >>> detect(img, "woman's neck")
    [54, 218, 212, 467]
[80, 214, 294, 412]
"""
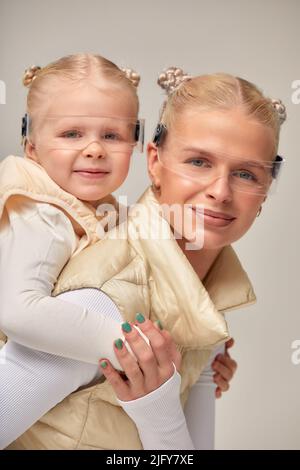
[177, 238, 222, 281]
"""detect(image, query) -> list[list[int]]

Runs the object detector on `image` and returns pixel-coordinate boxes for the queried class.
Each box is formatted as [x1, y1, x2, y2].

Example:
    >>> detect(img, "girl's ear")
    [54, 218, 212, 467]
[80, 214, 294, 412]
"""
[24, 140, 38, 162]
[147, 142, 161, 188]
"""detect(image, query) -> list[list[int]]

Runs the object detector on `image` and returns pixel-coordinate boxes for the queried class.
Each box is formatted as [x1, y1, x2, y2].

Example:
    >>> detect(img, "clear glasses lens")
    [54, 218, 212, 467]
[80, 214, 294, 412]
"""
[26, 115, 145, 152]
[158, 146, 284, 196]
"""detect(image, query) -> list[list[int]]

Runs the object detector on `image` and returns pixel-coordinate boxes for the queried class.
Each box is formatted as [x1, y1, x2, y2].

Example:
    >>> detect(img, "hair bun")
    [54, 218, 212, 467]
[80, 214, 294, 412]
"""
[272, 99, 287, 125]
[121, 68, 140, 88]
[158, 67, 191, 95]
[23, 65, 42, 87]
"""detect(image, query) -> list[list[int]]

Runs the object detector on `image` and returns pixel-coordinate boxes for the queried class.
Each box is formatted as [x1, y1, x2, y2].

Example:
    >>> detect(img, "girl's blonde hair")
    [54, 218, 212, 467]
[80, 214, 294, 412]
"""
[23, 53, 140, 116]
[158, 68, 286, 155]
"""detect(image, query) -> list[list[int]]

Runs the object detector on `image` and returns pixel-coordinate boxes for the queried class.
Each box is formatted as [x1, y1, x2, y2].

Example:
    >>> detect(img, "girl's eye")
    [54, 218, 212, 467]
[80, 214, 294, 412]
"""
[233, 170, 257, 182]
[61, 130, 81, 139]
[102, 132, 120, 141]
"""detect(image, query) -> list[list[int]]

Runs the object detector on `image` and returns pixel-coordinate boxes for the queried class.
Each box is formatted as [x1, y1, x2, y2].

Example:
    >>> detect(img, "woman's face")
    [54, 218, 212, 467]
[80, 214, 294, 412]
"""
[148, 107, 275, 250]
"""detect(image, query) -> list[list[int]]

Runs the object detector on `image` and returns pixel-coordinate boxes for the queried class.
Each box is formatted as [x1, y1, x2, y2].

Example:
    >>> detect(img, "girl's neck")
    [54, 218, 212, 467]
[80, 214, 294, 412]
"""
[177, 238, 222, 281]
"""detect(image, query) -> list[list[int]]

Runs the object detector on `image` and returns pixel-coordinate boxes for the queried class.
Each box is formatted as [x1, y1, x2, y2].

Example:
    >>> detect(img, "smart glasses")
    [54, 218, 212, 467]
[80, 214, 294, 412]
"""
[153, 124, 285, 196]
[22, 114, 145, 153]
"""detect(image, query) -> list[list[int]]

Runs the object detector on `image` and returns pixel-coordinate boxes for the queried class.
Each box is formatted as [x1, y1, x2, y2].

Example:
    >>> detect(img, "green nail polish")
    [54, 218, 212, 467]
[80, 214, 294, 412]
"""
[155, 319, 163, 330]
[100, 360, 108, 369]
[121, 322, 132, 333]
[114, 338, 123, 350]
[136, 313, 145, 323]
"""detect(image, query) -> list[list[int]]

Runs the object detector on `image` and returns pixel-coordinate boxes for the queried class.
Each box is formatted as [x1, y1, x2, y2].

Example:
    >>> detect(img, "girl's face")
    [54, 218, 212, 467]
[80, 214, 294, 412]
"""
[26, 81, 138, 206]
[148, 107, 275, 250]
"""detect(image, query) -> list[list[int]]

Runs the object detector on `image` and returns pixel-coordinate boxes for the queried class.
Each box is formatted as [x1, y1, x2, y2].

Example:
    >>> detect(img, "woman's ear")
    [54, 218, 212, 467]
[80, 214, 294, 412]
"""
[147, 142, 161, 187]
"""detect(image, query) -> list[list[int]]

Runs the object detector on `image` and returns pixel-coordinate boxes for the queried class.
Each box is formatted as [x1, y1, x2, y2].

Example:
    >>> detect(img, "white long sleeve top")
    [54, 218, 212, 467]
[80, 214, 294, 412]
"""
[0, 199, 124, 367]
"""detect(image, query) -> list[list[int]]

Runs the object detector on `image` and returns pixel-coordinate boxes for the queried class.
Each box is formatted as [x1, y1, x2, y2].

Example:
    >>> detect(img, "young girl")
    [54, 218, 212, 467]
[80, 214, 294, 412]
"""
[0, 53, 145, 367]
[1, 68, 285, 450]
[0, 61, 234, 449]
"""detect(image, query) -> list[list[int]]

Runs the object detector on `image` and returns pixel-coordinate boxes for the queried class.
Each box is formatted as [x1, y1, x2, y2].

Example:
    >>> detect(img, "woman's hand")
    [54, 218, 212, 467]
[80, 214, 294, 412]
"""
[212, 338, 238, 398]
[99, 314, 181, 402]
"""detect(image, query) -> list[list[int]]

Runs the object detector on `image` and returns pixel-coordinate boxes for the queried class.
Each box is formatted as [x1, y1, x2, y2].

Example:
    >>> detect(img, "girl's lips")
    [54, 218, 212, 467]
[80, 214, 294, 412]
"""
[74, 170, 109, 179]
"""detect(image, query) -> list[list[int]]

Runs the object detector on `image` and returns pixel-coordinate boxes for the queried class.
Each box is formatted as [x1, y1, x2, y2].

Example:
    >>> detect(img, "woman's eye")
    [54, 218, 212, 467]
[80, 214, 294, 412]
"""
[233, 170, 257, 182]
[188, 158, 210, 168]
[61, 130, 81, 139]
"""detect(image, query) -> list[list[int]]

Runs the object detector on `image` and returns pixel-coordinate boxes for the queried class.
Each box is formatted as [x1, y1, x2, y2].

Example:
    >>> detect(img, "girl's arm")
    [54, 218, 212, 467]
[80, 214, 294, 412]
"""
[0, 200, 123, 366]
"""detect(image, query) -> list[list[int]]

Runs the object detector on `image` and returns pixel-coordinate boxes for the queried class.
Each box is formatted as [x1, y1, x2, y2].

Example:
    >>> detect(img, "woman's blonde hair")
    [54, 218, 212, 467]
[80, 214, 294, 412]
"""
[158, 68, 286, 155]
[23, 53, 140, 116]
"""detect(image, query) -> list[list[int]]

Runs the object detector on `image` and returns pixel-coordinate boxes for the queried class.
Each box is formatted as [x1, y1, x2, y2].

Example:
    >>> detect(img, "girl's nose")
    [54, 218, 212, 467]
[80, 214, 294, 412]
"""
[82, 141, 107, 159]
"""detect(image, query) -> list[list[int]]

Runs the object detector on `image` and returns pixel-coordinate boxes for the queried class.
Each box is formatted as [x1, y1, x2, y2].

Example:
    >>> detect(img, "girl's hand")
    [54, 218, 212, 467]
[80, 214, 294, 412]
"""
[212, 338, 238, 398]
[99, 315, 182, 402]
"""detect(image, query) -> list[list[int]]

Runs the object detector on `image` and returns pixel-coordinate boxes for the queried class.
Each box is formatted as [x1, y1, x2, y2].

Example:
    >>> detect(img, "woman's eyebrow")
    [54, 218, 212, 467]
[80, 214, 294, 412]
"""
[182, 146, 269, 168]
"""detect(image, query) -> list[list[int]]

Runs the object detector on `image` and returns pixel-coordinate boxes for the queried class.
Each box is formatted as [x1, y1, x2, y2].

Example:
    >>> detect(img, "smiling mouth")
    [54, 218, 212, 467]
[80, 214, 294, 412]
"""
[192, 207, 236, 227]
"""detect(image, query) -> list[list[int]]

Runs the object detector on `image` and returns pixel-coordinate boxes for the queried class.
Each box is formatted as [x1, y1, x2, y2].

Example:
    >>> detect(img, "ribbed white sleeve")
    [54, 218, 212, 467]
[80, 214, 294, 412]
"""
[117, 367, 195, 450]
[0, 200, 124, 365]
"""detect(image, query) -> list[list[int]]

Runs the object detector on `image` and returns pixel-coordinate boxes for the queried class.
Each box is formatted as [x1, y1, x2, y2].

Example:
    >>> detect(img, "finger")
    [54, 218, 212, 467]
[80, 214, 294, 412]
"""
[212, 358, 233, 382]
[213, 354, 237, 376]
[225, 338, 235, 353]
[134, 314, 174, 373]
[215, 387, 222, 399]
[99, 359, 131, 401]
[112, 337, 146, 393]
[120, 322, 160, 380]
[159, 328, 182, 372]
[213, 373, 230, 392]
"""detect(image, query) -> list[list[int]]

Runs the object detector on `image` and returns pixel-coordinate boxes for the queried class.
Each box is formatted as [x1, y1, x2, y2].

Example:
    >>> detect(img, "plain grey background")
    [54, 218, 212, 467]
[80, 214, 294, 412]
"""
[0, 0, 299, 450]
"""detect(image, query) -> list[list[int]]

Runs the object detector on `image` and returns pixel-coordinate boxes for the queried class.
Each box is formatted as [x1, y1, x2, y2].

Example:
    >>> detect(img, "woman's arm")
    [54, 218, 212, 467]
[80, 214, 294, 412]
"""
[0, 201, 123, 366]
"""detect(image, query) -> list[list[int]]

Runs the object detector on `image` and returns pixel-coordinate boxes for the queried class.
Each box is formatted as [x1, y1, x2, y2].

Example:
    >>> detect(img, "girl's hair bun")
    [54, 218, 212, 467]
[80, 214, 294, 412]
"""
[121, 68, 140, 88]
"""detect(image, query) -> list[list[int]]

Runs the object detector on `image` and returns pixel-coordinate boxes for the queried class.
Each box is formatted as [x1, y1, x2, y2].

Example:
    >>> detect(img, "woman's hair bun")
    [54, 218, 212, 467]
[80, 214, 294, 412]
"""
[23, 65, 42, 87]
[157, 67, 191, 95]
[271, 99, 287, 125]
[121, 68, 140, 88]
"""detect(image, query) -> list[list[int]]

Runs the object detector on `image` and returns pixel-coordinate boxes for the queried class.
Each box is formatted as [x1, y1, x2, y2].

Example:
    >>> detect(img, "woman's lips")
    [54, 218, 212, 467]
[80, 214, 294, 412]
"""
[193, 208, 236, 227]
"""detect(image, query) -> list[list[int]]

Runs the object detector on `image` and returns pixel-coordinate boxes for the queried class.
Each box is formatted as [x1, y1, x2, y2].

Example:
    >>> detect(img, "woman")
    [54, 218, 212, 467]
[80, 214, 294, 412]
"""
[1, 68, 285, 450]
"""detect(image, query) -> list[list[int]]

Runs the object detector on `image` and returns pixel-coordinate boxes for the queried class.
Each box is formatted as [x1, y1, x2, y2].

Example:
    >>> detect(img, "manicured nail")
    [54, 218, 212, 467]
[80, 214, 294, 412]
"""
[114, 338, 123, 350]
[121, 322, 132, 333]
[136, 313, 145, 323]
[155, 319, 163, 330]
[100, 360, 108, 369]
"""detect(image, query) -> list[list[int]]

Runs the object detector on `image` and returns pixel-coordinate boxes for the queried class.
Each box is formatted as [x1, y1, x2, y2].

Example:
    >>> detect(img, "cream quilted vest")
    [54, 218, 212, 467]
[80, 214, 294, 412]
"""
[0, 155, 115, 356]
[4, 174, 256, 450]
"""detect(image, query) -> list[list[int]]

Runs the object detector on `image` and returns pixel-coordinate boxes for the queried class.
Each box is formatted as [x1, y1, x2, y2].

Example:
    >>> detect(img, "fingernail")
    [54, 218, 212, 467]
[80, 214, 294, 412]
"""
[100, 360, 108, 369]
[114, 338, 123, 350]
[155, 319, 163, 330]
[136, 313, 145, 323]
[121, 322, 132, 333]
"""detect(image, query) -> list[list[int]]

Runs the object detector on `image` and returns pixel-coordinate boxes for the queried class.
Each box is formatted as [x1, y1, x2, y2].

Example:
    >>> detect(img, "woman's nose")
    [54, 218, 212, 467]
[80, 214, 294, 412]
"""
[82, 141, 107, 159]
[204, 174, 233, 203]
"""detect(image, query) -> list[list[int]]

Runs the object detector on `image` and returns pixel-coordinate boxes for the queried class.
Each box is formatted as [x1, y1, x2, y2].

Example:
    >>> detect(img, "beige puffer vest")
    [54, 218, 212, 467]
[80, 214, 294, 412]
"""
[6, 186, 256, 450]
[0, 155, 116, 346]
